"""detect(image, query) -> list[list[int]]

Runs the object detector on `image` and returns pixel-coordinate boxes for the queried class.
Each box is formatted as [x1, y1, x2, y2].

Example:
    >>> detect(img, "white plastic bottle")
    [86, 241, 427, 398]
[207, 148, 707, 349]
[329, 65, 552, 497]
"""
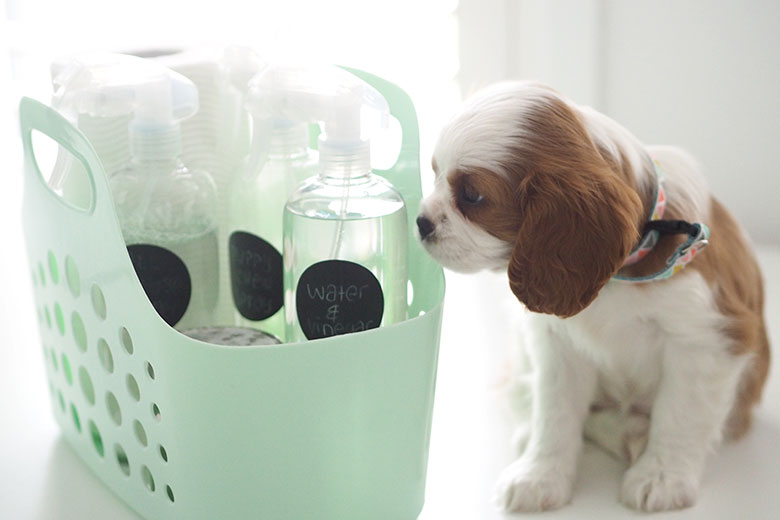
[247, 65, 408, 342]
[226, 116, 317, 341]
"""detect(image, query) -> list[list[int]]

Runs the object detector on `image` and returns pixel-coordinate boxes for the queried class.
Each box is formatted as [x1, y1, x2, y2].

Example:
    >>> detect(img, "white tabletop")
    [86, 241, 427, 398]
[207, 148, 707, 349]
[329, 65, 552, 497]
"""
[2, 131, 779, 519]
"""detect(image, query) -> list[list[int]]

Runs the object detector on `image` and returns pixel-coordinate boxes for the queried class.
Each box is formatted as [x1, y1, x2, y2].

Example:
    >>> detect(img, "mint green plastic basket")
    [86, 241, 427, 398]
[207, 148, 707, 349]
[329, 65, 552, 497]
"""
[20, 69, 445, 520]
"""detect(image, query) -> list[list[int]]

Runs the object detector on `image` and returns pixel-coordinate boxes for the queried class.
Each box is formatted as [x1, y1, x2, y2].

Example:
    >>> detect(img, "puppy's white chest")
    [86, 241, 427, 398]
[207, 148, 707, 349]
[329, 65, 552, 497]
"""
[566, 284, 667, 407]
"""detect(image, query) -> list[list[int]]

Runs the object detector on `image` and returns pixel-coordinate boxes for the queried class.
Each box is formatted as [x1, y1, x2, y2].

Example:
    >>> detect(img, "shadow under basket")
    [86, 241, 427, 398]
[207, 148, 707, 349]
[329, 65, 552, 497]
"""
[19, 68, 445, 520]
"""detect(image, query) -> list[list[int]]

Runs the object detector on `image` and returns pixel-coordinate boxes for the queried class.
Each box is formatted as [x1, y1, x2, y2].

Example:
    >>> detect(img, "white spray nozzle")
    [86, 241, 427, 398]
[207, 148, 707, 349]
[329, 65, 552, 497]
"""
[246, 65, 389, 177]
[50, 52, 198, 161]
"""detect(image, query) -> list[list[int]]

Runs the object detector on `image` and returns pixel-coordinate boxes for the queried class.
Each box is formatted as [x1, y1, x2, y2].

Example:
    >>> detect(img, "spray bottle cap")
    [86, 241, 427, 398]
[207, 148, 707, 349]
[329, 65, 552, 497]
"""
[245, 64, 389, 177]
[50, 52, 198, 163]
[222, 45, 267, 93]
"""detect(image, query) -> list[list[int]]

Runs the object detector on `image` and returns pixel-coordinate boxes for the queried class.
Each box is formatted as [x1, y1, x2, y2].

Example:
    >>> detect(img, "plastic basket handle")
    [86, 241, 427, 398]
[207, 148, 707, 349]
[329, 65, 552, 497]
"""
[340, 67, 423, 215]
[19, 97, 113, 219]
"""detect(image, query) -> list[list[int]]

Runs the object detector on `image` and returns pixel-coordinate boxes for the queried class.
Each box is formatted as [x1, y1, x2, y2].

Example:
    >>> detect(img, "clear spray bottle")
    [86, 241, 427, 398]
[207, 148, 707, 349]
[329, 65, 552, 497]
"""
[48, 53, 139, 209]
[248, 65, 408, 342]
[225, 64, 318, 340]
[90, 60, 220, 329]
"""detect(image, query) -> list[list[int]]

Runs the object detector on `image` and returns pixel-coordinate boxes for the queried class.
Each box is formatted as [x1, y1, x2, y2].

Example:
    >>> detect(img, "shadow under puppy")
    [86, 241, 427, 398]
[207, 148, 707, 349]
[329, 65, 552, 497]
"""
[417, 81, 770, 512]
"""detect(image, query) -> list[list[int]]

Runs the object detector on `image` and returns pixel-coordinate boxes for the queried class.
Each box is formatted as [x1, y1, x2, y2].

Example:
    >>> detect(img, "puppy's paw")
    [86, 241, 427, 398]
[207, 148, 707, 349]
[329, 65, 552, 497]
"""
[621, 457, 698, 512]
[492, 459, 573, 512]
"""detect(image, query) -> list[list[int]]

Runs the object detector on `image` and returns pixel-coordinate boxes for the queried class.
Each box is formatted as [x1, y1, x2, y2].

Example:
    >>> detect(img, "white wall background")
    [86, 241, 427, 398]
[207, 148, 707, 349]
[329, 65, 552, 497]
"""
[458, 0, 780, 245]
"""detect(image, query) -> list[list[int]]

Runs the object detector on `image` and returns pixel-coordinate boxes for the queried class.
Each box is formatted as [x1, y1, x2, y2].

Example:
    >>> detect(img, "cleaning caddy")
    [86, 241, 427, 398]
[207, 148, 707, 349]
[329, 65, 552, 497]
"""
[19, 47, 445, 520]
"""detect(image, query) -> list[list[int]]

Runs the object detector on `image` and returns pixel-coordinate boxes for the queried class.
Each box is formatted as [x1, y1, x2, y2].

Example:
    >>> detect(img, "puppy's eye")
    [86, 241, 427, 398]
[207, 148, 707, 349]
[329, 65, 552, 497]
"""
[460, 182, 483, 205]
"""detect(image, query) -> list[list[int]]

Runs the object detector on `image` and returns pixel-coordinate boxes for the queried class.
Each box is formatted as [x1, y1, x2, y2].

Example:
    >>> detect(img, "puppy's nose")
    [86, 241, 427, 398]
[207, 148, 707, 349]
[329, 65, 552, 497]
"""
[416, 215, 435, 239]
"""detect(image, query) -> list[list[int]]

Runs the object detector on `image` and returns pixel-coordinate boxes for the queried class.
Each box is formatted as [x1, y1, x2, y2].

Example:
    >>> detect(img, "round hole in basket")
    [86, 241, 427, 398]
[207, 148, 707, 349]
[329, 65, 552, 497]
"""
[71, 311, 87, 352]
[65, 256, 80, 297]
[88, 420, 104, 457]
[152, 403, 161, 422]
[159, 445, 168, 463]
[44, 306, 51, 329]
[61, 353, 73, 385]
[57, 390, 65, 412]
[145, 362, 155, 381]
[126, 374, 140, 401]
[140, 465, 155, 493]
[54, 303, 65, 335]
[91, 284, 106, 320]
[70, 403, 81, 432]
[115, 444, 130, 476]
[48, 251, 59, 284]
[38, 263, 45, 287]
[50, 349, 58, 371]
[119, 327, 134, 355]
[166, 485, 174, 503]
[134, 420, 148, 447]
[106, 392, 122, 426]
[97, 338, 114, 373]
[78, 366, 95, 405]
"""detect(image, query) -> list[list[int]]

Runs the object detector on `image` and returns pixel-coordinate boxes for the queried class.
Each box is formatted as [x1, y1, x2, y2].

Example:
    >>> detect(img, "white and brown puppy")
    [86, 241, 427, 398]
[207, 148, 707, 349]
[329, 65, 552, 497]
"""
[418, 82, 770, 512]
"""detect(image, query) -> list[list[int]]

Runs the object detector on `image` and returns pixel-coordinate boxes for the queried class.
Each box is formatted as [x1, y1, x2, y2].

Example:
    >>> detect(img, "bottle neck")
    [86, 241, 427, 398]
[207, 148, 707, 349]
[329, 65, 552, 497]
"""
[318, 138, 371, 181]
[129, 122, 184, 173]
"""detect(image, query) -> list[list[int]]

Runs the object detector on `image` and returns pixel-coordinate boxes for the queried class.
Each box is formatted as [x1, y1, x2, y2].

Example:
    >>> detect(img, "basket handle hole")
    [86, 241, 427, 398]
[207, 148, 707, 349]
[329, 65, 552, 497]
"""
[30, 129, 94, 213]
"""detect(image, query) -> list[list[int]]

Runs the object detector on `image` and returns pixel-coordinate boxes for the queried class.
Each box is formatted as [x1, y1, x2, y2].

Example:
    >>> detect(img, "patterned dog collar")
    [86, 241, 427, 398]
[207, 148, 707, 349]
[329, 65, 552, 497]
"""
[613, 162, 710, 283]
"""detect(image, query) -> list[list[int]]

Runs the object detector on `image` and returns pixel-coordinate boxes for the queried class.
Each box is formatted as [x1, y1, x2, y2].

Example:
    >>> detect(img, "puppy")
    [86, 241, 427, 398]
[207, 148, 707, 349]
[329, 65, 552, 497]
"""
[417, 82, 770, 512]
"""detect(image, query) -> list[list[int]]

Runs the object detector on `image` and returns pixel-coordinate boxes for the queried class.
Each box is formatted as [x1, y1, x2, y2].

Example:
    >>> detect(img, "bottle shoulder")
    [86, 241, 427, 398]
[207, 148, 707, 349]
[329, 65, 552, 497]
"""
[110, 163, 217, 197]
[285, 172, 406, 220]
[109, 162, 218, 239]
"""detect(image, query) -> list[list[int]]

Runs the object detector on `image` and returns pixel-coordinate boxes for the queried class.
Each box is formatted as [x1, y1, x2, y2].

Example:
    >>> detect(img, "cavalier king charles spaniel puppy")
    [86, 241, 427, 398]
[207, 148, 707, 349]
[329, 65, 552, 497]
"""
[417, 82, 770, 512]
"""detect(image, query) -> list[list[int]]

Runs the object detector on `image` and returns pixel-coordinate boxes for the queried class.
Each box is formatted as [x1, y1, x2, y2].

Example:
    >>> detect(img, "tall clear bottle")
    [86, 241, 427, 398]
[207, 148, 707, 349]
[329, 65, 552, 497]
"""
[283, 146, 408, 342]
[106, 66, 219, 329]
[48, 54, 219, 329]
[227, 119, 317, 340]
[246, 65, 407, 342]
[110, 143, 219, 330]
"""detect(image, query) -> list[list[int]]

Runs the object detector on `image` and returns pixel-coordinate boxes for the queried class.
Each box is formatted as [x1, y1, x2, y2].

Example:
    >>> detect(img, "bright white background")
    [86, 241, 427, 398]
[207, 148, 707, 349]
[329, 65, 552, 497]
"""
[1, 1, 779, 519]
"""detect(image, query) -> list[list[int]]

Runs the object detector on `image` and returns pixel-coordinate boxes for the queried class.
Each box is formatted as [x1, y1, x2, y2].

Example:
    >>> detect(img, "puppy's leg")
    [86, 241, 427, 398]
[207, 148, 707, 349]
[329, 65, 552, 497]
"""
[494, 324, 597, 513]
[620, 345, 749, 512]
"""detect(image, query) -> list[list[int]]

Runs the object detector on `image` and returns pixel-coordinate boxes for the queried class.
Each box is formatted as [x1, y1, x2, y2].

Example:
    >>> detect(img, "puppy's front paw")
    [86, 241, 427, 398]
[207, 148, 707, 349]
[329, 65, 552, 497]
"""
[492, 459, 573, 512]
[621, 457, 698, 512]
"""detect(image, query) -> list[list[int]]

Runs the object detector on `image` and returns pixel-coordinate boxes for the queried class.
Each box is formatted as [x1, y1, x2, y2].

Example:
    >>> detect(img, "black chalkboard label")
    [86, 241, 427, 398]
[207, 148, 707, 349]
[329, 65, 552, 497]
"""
[229, 231, 284, 321]
[127, 244, 191, 327]
[296, 260, 384, 340]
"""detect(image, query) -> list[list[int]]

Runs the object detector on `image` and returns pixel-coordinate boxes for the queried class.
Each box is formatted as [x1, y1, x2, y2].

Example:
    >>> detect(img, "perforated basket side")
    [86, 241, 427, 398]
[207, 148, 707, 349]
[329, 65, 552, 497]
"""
[21, 96, 191, 518]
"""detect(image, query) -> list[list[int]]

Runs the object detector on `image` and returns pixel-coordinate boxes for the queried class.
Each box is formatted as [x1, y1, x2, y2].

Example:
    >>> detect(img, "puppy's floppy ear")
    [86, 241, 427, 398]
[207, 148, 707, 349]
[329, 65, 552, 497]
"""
[508, 163, 642, 318]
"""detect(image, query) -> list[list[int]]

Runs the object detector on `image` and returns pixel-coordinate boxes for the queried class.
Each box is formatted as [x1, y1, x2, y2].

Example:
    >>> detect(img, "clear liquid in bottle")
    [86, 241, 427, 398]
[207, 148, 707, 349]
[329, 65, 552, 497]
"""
[283, 173, 408, 342]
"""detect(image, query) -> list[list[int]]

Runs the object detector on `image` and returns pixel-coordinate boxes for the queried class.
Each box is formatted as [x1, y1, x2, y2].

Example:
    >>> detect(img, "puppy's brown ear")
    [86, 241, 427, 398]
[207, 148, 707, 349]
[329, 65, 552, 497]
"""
[508, 167, 642, 318]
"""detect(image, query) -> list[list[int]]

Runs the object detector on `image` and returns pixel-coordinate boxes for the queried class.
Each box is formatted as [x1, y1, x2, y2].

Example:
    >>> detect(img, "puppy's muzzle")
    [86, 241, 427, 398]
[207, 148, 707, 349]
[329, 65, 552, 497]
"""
[416, 214, 435, 240]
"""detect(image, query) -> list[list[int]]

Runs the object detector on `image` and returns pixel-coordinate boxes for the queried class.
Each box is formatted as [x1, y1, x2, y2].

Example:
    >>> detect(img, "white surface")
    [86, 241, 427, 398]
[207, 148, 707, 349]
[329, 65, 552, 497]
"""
[2, 188, 779, 519]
